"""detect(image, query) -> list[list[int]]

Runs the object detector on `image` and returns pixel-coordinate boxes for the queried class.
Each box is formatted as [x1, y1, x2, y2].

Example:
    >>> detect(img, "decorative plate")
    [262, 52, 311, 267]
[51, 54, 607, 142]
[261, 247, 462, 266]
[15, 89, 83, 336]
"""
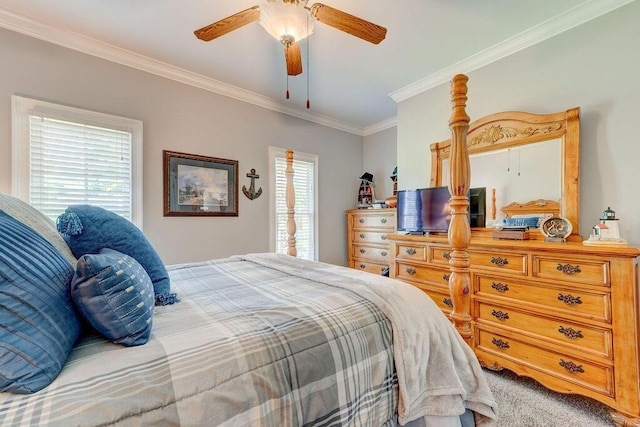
[540, 216, 572, 240]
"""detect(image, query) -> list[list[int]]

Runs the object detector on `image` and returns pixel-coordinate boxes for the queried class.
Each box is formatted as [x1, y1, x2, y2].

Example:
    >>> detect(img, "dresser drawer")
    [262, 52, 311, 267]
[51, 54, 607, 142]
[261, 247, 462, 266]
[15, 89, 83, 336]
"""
[352, 230, 390, 245]
[351, 213, 395, 229]
[352, 260, 387, 275]
[352, 244, 390, 263]
[395, 262, 449, 289]
[395, 244, 427, 261]
[476, 301, 612, 358]
[469, 249, 527, 275]
[477, 327, 614, 397]
[475, 275, 611, 323]
[430, 246, 453, 265]
[424, 287, 454, 313]
[533, 255, 610, 287]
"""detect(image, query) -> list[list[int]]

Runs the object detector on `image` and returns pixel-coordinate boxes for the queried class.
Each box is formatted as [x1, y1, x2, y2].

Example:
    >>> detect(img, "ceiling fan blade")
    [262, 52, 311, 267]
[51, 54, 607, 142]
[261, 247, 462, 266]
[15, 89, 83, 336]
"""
[310, 3, 387, 44]
[194, 5, 261, 41]
[285, 42, 303, 76]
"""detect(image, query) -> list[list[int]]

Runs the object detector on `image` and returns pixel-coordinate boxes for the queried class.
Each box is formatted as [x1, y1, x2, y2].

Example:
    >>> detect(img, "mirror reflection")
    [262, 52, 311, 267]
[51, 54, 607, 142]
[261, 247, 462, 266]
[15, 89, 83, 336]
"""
[441, 138, 562, 223]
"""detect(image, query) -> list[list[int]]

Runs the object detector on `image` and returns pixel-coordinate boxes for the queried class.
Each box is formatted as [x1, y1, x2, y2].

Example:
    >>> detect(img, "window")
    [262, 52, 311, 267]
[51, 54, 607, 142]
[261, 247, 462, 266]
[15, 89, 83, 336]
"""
[269, 147, 318, 261]
[12, 96, 143, 227]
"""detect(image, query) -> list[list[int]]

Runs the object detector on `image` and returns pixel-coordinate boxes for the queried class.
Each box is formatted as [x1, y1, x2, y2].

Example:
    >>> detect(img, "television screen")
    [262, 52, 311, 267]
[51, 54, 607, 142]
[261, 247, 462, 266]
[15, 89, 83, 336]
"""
[397, 186, 486, 234]
[397, 186, 452, 234]
[469, 187, 486, 228]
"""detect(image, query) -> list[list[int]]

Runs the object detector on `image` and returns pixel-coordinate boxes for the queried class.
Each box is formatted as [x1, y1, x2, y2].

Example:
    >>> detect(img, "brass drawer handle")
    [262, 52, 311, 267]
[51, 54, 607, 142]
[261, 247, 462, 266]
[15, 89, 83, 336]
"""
[359, 233, 365, 238]
[443, 297, 453, 308]
[558, 293, 582, 306]
[359, 218, 365, 223]
[406, 248, 416, 255]
[443, 273, 450, 281]
[559, 359, 584, 374]
[558, 326, 583, 340]
[381, 235, 387, 240]
[380, 218, 387, 224]
[491, 310, 509, 321]
[381, 251, 387, 257]
[491, 256, 509, 267]
[359, 248, 366, 254]
[491, 282, 509, 293]
[359, 264, 366, 269]
[557, 263, 581, 275]
[406, 267, 416, 275]
[492, 338, 510, 349]
[443, 252, 451, 260]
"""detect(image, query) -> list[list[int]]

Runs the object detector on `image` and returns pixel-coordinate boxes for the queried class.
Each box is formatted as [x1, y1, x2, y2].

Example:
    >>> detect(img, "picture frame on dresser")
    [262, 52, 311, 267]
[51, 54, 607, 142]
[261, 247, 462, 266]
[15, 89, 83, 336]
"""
[163, 150, 238, 217]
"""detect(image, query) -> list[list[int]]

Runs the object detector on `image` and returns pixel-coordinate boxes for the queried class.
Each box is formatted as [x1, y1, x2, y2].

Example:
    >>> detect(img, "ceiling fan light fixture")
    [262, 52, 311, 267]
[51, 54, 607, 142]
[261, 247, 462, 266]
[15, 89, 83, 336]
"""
[259, 0, 314, 44]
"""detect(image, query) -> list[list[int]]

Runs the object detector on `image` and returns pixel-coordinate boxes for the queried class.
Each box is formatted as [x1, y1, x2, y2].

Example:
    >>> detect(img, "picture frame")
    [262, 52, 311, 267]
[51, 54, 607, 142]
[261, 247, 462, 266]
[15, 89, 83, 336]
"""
[163, 150, 238, 217]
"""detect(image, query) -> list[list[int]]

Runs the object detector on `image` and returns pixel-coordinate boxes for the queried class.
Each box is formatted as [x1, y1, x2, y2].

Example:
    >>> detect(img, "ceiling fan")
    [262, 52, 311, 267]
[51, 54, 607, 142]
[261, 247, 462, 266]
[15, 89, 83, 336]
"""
[194, 0, 387, 77]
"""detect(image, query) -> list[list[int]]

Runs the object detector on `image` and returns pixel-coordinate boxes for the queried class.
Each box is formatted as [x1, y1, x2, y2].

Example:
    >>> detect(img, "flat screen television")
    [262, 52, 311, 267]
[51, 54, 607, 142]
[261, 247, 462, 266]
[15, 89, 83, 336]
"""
[397, 186, 486, 234]
[469, 187, 487, 228]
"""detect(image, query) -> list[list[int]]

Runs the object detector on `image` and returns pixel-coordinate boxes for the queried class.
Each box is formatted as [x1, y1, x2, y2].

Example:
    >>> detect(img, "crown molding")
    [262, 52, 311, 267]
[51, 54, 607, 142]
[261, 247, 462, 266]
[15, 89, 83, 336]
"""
[363, 117, 397, 136]
[389, 0, 636, 103]
[0, 7, 365, 136]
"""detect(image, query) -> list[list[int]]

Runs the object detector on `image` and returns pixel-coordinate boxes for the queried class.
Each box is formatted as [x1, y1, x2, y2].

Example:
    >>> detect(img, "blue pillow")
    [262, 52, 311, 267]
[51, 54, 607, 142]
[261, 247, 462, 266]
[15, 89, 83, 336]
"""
[56, 205, 177, 306]
[0, 211, 80, 394]
[72, 248, 155, 346]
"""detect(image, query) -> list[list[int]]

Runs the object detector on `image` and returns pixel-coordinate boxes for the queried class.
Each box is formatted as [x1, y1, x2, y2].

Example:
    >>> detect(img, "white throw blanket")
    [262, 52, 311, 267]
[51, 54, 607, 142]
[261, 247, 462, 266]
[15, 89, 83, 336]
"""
[236, 253, 497, 426]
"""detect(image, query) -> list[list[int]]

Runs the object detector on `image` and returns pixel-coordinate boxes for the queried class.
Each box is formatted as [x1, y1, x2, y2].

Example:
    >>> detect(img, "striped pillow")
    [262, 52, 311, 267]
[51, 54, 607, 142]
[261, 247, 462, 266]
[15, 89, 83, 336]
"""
[0, 211, 80, 394]
[71, 248, 155, 346]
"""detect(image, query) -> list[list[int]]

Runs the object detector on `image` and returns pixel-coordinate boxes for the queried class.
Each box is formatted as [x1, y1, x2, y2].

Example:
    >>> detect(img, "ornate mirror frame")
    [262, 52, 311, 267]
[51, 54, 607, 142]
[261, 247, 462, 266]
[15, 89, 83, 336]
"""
[430, 108, 581, 238]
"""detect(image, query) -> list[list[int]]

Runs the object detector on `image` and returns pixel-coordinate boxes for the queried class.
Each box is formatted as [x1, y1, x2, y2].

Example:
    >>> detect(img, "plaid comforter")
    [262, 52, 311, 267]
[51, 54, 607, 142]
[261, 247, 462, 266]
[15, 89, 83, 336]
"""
[0, 254, 495, 426]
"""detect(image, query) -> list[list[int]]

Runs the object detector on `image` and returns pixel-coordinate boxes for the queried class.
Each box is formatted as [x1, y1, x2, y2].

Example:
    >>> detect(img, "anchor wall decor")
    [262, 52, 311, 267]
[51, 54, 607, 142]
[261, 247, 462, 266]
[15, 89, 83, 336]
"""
[242, 168, 263, 200]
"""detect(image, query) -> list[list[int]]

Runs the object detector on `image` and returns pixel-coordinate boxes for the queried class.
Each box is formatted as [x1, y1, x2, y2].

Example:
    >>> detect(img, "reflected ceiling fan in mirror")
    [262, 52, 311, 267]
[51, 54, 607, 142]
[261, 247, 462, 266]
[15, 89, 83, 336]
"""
[194, 0, 387, 105]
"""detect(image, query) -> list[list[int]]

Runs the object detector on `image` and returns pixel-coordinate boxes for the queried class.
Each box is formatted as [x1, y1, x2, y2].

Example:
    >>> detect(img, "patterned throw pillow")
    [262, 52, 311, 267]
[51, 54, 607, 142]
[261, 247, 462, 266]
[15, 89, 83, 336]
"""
[0, 192, 77, 266]
[57, 205, 178, 306]
[72, 248, 155, 346]
[0, 211, 80, 394]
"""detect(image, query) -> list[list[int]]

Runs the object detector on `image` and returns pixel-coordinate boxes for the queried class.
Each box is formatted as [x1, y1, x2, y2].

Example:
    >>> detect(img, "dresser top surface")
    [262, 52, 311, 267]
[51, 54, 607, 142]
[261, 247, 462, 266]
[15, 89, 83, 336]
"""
[386, 233, 640, 257]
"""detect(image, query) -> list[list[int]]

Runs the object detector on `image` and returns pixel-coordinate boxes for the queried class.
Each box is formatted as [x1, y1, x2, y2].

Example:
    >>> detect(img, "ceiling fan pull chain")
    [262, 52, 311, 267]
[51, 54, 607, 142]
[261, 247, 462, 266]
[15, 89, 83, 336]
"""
[286, 75, 290, 99]
[306, 14, 310, 109]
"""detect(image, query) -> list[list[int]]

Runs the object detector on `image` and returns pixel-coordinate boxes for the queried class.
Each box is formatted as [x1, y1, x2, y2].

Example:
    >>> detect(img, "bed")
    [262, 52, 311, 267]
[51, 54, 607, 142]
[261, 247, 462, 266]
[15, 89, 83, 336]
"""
[0, 80, 496, 426]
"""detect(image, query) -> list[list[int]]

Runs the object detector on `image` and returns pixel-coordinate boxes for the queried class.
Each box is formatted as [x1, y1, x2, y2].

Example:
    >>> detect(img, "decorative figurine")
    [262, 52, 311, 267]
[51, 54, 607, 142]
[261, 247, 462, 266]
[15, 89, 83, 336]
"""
[583, 206, 627, 246]
[357, 172, 374, 208]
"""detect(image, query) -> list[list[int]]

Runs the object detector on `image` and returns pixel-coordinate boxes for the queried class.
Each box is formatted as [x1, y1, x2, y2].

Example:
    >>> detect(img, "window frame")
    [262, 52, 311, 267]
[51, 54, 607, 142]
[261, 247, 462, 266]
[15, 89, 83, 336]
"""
[11, 95, 144, 228]
[268, 146, 319, 261]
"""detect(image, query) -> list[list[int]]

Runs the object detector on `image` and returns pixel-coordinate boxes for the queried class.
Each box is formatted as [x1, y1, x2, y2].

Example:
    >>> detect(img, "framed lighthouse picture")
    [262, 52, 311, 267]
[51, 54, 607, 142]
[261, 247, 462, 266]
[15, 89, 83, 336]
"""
[163, 150, 238, 217]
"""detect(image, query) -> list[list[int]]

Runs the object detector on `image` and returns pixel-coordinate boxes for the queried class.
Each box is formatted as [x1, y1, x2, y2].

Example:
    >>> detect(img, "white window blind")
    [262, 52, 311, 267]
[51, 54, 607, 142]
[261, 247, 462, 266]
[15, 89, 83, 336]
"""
[29, 116, 133, 220]
[12, 96, 143, 226]
[270, 148, 318, 261]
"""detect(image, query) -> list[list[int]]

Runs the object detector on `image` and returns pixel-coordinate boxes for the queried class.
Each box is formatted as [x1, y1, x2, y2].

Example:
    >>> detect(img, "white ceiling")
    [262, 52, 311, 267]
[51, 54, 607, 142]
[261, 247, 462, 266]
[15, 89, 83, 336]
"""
[0, 0, 633, 135]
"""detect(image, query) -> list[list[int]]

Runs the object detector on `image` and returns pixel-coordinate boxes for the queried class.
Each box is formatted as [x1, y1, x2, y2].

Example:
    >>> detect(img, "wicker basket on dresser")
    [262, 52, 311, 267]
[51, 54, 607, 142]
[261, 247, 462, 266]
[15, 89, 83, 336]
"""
[346, 208, 396, 275]
[387, 233, 640, 425]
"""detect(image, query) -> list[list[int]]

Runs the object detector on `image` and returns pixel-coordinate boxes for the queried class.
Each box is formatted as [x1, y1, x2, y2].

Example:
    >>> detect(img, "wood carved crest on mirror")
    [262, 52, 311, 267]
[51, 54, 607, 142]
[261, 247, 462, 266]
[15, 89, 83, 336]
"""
[429, 107, 581, 240]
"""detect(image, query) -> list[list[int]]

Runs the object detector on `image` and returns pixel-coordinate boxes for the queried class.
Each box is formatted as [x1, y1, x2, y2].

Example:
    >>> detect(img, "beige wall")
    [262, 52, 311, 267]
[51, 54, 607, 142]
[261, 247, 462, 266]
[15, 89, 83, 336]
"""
[363, 126, 397, 202]
[397, 1, 640, 242]
[0, 27, 363, 266]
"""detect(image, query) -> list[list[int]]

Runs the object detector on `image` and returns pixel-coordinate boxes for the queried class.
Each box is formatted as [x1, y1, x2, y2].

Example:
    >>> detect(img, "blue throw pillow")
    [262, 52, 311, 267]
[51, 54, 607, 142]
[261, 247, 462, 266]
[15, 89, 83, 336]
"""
[72, 249, 155, 346]
[56, 205, 177, 305]
[0, 211, 80, 394]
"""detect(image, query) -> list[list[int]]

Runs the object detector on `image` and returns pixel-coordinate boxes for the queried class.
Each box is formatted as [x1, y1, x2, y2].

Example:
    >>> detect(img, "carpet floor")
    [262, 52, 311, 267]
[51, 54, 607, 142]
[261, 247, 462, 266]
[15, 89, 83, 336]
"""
[483, 368, 616, 426]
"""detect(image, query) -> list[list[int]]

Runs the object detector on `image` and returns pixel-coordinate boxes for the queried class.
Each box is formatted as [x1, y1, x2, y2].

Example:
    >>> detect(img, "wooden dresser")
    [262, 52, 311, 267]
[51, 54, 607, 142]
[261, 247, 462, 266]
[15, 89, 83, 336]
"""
[346, 208, 396, 275]
[387, 233, 640, 424]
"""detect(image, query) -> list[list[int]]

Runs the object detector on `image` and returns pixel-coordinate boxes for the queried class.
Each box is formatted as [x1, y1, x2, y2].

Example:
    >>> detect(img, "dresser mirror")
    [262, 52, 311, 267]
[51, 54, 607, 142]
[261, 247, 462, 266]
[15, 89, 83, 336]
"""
[429, 108, 580, 237]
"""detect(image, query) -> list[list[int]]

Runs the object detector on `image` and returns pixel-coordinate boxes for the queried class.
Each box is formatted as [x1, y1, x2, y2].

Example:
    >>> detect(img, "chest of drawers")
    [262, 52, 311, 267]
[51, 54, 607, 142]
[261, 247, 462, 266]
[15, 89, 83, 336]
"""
[387, 234, 640, 425]
[346, 208, 396, 275]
